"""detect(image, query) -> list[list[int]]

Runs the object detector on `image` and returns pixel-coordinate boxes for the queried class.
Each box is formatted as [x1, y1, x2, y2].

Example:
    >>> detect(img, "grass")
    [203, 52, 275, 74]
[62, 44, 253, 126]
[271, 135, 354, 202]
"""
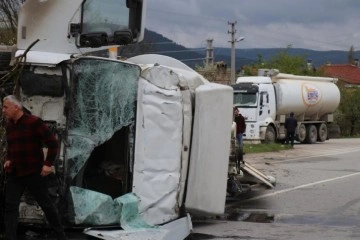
[243, 143, 293, 154]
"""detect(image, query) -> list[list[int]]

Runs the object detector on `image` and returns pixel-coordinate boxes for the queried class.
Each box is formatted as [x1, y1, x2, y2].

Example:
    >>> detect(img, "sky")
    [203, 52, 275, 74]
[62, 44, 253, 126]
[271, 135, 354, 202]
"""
[145, 0, 360, 51]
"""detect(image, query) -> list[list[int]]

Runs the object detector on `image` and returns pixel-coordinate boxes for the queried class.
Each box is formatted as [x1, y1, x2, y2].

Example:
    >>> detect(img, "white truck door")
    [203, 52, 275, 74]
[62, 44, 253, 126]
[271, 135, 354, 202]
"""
[258, 91, 271, 121]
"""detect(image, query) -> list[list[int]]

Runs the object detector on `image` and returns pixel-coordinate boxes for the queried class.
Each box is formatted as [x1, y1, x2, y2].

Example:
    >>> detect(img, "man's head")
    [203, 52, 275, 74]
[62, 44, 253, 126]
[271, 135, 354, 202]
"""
[290, 112, 294, 117]
[2, 95, 23, 121]
[233, 107, 239, 116]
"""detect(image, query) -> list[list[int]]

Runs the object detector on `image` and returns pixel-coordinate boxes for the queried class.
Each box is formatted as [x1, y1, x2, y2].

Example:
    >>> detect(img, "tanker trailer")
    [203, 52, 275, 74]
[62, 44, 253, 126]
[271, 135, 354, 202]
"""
[233, 69, 340, 144]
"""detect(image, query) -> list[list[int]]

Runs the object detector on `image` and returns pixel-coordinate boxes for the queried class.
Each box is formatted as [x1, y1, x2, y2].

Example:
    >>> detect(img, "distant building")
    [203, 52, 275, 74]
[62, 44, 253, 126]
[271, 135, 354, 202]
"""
[323, 63, 360, 87]
[213, 61, 230, 85]
[197, 61, 231, 85]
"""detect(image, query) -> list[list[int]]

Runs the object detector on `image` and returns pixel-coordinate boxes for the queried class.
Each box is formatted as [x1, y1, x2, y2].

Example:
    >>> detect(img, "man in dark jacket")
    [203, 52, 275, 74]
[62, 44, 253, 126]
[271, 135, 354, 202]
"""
[2, 95, 67, 240]
[234, 107, 246, 147]
[284, 112, 298, 147]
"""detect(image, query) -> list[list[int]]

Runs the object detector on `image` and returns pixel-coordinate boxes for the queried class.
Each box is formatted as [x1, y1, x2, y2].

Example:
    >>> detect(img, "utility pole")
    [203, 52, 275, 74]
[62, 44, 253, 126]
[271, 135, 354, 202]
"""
[228, 21, 244, 84]
[205, 39, 214, 67]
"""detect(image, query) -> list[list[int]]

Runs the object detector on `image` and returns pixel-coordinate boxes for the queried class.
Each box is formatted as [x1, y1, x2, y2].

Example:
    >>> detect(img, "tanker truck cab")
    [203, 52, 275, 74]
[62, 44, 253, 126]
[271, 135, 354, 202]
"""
[233, 76, 277, 143]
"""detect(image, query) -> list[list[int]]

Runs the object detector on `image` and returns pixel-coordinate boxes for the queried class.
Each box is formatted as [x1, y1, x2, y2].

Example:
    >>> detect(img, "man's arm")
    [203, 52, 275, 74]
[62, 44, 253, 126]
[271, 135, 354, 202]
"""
[36, 119, 58, 164]
[241, 117, 246, 132]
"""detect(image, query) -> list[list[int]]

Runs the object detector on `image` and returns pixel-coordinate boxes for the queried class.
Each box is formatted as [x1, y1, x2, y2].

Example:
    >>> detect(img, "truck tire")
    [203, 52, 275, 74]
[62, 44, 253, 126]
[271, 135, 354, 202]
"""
[264, 126, 276, 144]
[296, 124, 306, 143]
[305, 124, 317, 144]
[317, 123, 327, 142]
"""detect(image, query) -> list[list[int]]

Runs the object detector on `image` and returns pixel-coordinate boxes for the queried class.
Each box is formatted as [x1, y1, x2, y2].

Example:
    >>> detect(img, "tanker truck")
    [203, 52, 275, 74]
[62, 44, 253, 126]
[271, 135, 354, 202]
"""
[232, 69, 340, 144]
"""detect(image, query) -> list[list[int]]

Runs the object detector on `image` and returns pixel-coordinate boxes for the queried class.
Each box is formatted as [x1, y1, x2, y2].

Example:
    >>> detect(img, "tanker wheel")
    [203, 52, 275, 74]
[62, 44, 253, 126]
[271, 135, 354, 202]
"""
[305, 124, 317, 144]
[264, 126, 276, 144]
[317, 123, 328, 142]
[296, 124, 306, 143]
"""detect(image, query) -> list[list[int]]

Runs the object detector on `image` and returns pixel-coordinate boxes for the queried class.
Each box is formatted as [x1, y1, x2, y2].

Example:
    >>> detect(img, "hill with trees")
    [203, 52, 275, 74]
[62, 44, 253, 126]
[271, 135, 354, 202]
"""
[136, 29, 360, 69]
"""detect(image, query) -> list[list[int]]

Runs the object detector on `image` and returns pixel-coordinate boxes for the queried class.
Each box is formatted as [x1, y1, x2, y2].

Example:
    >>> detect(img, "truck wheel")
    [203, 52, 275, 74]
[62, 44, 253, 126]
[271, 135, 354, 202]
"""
[264, 126, 276, 144]
[317, 123, 327, 142]
[305, 125, 317, 144]
[296, 124, 306, 143]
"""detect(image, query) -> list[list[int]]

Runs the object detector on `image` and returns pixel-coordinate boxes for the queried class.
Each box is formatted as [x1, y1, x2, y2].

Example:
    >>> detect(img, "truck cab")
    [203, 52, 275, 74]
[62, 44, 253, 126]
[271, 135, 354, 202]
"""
[232, 77, 277, 143]
[17, 0, 145, 56]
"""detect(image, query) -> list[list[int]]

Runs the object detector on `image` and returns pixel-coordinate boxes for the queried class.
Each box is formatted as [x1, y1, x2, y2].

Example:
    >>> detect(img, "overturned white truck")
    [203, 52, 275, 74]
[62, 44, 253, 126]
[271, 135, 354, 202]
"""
[0, 0, 235, 239]
[12, 53, 233, 239]
[0, 1, 275, 239]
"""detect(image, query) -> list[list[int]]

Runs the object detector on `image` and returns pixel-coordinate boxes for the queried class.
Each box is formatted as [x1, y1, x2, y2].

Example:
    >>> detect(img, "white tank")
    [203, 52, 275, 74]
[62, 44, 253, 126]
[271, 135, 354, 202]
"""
[274, 79, 340, 120]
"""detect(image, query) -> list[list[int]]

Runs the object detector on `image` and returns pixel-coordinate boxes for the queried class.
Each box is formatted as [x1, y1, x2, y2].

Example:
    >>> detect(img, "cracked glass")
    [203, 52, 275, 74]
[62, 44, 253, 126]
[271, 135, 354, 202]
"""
[65, 57, 140, 225]
[67, 57, 139, 179]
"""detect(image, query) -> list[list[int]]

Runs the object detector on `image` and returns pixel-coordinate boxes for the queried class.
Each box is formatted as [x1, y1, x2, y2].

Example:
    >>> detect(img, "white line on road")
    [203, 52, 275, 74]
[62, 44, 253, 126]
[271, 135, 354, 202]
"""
[240, 171, 360, 203]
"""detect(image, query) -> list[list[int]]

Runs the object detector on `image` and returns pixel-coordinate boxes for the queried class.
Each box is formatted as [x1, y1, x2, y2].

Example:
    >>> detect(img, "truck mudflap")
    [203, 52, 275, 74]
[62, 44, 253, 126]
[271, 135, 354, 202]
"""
[83, 214, 193, 240]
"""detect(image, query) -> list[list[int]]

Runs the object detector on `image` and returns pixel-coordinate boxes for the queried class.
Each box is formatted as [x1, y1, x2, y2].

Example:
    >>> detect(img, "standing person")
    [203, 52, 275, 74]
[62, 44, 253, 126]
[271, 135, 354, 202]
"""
[284, 112, 298, 147]
[2, 95, 67, 240]
[233, 107, 246, 147]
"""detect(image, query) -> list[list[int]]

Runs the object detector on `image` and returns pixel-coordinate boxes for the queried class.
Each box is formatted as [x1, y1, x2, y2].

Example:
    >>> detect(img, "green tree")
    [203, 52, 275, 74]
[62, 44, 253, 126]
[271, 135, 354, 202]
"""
[241, 46, 316, 76]
[0, 0, 24, 45]
[336, 86, 360, 136]
[244, 54, 266, 75]
[265, 47, 308, 75]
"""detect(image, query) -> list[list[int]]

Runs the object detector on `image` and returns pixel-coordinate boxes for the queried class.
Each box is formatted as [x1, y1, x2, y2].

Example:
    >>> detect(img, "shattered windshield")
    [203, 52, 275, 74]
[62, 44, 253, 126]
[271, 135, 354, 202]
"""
[67, 57, 140, 179]
[233, 93, 258, 107]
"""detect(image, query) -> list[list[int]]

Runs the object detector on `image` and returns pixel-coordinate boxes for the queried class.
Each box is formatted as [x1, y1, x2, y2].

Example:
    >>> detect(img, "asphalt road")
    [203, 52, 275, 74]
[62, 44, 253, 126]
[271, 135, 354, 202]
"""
[5, 138, 360, 240]
[190, 138, 360, 240]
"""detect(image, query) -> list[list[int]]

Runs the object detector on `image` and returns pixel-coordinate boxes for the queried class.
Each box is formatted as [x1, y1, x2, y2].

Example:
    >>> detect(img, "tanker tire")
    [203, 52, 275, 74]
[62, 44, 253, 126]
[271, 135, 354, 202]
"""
[297, 124, 306, 143]
[317, 123, 328, 142]
[305, 124, 317, 144]
[264, 126, 276, 144]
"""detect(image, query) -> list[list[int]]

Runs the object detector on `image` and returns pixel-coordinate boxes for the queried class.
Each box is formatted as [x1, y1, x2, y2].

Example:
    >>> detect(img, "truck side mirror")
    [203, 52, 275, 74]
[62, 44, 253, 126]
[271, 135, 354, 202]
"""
[113, 30, 133, 45]
[79, 32, 108, 48]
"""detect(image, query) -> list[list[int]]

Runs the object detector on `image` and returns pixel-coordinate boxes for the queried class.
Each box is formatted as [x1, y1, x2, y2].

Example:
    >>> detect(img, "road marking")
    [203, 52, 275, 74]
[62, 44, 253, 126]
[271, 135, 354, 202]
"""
[240, 171, 360, 203]
[269, 148, 360, 164]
